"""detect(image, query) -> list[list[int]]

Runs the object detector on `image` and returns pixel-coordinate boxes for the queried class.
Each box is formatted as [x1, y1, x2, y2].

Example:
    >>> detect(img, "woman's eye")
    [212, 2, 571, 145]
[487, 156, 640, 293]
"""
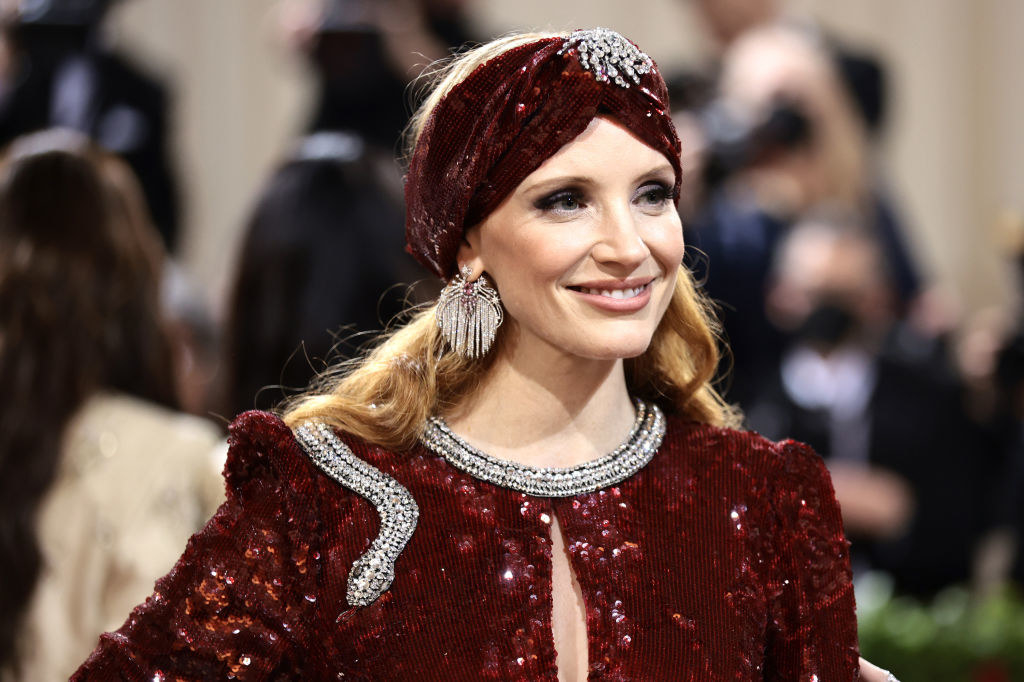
[536, 190, 585, 215]
[635, 182, 673, 208]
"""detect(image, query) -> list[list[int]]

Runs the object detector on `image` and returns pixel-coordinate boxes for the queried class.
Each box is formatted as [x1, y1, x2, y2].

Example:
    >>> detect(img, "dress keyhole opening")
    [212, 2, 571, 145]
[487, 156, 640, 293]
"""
[550, 513, 589, 682]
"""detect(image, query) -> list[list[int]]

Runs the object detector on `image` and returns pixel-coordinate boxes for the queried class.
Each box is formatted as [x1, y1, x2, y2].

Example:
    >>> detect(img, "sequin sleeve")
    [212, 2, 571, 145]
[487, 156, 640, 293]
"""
[763, 440, 859, 680]
[72, 412, 325, 680]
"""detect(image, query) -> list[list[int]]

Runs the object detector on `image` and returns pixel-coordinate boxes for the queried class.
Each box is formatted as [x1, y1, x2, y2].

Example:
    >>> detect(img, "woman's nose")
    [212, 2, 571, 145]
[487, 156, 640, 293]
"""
[592, 205, 650, 268]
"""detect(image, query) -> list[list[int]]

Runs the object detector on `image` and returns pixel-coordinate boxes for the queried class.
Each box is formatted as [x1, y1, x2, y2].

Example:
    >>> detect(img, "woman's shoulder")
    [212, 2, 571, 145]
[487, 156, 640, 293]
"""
[662, 413, 826, 483]
[224, 410, 316, 496]
[225, 410, 405, 499]
[229, 411, 419, 609]
[662, 414, 845, 547]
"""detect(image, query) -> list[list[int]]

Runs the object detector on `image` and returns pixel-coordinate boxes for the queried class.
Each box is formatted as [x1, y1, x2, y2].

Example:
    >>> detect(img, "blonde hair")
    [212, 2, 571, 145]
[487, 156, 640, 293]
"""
[283, 33, 741, 448]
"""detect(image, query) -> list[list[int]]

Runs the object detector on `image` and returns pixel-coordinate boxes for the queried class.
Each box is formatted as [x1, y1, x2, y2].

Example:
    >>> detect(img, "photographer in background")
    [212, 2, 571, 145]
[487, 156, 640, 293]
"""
[676, 24, 926, 410]
[749, 215, 989, 596]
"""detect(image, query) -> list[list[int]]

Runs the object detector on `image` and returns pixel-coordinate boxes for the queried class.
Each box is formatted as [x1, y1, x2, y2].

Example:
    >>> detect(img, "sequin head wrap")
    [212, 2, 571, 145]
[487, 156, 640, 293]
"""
[405, 28, 682, 280]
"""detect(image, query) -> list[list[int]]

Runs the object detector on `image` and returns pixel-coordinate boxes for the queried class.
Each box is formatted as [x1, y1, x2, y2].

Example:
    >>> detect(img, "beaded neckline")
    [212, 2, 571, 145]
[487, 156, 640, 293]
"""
[420, 398, 665, 497]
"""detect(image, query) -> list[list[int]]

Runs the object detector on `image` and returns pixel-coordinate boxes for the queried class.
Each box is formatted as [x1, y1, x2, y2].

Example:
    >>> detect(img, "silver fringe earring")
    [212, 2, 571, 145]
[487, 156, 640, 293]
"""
[436, 265, 504, 358]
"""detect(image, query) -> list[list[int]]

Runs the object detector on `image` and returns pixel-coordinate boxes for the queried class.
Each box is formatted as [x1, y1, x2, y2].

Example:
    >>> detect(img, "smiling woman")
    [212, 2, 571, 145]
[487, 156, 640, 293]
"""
[461, 117, 684, 366]
[74, 28, 875, 681]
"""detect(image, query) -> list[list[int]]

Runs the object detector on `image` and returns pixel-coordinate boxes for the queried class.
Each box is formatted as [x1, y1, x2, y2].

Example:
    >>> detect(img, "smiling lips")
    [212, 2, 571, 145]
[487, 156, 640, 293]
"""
[568, 278, 655, 312]
[577, 285, 647, 299]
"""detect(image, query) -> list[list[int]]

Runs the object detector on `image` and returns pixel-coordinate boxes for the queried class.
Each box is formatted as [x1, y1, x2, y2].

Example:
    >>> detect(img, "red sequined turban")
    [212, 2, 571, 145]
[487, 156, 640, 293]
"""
[404, 28, 682, 280]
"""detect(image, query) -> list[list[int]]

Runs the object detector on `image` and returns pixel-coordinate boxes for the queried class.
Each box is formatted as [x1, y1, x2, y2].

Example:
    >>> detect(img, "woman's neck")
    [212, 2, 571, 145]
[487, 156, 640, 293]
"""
[444, 341, 637, 469]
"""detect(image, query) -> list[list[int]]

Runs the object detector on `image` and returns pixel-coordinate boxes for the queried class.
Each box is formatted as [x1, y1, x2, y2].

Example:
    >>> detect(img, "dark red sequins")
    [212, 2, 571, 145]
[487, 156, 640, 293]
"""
[74, 411, 858, 680]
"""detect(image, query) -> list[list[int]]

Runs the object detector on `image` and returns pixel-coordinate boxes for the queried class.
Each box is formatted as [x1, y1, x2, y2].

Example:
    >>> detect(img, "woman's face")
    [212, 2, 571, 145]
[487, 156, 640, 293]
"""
[461, 116, 684, 364]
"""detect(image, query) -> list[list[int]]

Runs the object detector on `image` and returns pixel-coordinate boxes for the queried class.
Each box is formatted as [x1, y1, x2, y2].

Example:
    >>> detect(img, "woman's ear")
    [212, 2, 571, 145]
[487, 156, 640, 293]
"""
[455, 227, 486, 280]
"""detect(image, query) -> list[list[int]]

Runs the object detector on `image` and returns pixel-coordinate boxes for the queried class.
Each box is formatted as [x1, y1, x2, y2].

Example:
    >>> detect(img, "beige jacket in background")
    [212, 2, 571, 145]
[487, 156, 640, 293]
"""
[13, 393, 226, 681]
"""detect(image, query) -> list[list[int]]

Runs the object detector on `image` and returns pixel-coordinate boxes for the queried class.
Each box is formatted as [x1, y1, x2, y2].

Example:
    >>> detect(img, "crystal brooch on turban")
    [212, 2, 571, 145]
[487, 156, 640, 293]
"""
[559, 27, 654, 88]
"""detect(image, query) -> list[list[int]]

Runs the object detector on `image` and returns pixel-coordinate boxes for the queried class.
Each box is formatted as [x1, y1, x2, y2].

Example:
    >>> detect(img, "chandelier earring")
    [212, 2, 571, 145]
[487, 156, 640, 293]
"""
[436, 264, 504, 359]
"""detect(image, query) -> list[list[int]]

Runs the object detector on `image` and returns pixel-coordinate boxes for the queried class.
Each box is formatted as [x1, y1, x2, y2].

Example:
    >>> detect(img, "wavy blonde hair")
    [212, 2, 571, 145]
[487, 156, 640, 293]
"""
[283, 32, 740, 449]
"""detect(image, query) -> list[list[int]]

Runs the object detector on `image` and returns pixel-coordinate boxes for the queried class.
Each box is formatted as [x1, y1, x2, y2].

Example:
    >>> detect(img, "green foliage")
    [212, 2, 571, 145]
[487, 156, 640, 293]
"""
[857, 574, 1024, 682]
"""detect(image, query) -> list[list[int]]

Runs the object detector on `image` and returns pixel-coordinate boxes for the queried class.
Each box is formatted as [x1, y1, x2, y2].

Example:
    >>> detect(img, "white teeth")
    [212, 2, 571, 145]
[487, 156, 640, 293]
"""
[579, 285, 645, 299]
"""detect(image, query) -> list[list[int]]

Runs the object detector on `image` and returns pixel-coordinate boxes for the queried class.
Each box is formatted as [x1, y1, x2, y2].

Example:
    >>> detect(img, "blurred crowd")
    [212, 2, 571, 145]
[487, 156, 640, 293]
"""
[0, 0, 1020, 678]
[670, 0, 1024, 601]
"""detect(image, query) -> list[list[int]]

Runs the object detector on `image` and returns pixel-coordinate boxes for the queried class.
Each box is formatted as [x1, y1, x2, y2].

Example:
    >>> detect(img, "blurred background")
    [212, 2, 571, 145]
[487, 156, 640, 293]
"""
[102, 0, 1020, 323]
[1, 0, 1023, 679]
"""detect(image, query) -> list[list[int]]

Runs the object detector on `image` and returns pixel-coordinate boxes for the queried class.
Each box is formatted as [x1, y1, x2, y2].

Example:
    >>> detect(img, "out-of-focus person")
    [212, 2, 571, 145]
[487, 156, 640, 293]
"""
[220, 131, 421, 419]
[999, 245, 1024, 586]
[0, 129, 223, 681]
[684, 0, 888, 141]
[748, 214, 991, 596]
[278, 0, 477, 152]
[681, 24, 925, 408]
[968, 212, 1024, 591]
[0, 0, 181, 251]
[216, 0, 460, 418]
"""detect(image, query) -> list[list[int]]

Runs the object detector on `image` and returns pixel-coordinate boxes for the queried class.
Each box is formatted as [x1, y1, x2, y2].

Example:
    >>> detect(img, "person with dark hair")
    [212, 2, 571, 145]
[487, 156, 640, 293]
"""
[76, 30, 893, 681]
[0, 129, 221, 680]
[280, 0, 478, 152]
[221, 131, 418, 419]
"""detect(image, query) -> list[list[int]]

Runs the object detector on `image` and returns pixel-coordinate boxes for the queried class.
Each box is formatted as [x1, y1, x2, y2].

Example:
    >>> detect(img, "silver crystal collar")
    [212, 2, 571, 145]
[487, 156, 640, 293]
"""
[420, 399, 665, 497]
[558, 27, 654, 89]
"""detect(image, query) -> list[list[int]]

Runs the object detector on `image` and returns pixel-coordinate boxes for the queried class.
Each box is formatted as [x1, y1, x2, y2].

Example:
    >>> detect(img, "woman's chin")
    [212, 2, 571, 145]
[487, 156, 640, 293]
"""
[575, 335, 655, 362]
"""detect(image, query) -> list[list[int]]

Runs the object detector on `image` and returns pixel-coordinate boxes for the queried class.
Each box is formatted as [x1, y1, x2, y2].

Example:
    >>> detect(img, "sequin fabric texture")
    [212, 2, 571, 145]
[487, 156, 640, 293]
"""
[74, 410, 858, 680]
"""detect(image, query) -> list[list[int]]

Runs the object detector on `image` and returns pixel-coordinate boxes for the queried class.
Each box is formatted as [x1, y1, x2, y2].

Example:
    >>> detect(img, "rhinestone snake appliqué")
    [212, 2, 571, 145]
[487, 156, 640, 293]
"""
[294, 421, 419, 608]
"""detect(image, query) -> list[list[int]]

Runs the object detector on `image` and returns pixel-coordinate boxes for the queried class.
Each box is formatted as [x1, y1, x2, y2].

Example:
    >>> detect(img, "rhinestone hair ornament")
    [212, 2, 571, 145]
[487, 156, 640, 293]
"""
[557, 27, 653, 88]
[405, 28, 681, 280]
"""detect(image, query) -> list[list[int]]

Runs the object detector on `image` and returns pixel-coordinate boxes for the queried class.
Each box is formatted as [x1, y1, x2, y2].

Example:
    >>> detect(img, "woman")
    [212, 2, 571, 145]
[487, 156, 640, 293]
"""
[0, 130, 223, 680]
[76, 30, 893, 680]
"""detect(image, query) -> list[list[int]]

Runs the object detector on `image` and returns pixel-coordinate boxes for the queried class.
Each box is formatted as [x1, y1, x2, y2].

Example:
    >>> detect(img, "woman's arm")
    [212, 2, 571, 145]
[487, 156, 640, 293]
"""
[73, 498, 314, 679]
[72, 412, 325, 680]
[764, 440, 860, 680]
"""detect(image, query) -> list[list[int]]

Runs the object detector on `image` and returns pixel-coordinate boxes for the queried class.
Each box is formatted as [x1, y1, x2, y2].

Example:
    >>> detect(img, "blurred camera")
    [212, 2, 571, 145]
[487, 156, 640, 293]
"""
[698, 94, 814, 189]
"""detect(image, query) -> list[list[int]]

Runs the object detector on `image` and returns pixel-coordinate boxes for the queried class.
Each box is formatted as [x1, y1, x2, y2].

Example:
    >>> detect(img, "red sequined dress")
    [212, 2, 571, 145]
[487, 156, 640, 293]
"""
[74, 405, 858, 680]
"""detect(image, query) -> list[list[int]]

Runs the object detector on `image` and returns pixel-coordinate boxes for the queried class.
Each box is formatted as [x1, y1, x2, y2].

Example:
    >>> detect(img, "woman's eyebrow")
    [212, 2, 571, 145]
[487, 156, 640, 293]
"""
[633, 162, 674, 183]
[523, 162, 675, 193]
[519, 175, 592, 195]
[519, 159, 674, 197]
